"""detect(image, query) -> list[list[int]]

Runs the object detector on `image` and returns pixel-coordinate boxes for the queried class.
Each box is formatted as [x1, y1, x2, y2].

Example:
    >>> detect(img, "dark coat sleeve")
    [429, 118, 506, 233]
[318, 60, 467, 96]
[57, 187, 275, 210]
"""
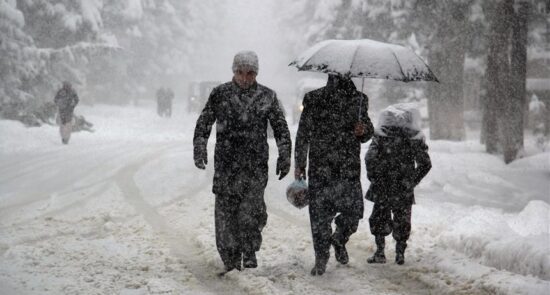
[268, 95, 291, 159]
[193, 88, 217, 156]
[412, 139, 432, 186]
[365, 136, 383, 202]
[365, 136, 381, 183]
[294, 93, 312, 170]
[54, 90, 62, 107]
[71, 91, 79, 107]
[356, 93, 374, 143]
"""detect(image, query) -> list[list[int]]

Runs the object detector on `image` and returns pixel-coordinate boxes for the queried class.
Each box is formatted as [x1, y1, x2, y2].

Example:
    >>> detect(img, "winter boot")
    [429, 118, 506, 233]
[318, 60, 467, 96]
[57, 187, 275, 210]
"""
[367, 236, 386, 264]
[395, 241, 407, 265]
[331, 235, 349, 265]
[310, 256, 328, 276]
[243, 251, 257, 268]
[224, 252, 242, 272]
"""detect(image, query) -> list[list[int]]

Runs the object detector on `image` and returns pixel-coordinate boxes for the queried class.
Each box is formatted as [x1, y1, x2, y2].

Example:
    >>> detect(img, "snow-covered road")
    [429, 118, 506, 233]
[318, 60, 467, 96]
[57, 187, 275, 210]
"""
[1, 102, 548, 294]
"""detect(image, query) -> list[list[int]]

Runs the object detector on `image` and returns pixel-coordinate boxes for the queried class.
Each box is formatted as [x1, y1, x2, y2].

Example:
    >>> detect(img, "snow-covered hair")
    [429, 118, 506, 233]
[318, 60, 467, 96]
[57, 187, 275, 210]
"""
[232, 50, 259, 73]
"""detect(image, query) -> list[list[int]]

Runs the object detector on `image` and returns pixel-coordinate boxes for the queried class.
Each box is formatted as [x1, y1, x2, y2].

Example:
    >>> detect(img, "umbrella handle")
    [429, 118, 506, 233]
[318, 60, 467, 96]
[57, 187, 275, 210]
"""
[358, 77, 365, 120]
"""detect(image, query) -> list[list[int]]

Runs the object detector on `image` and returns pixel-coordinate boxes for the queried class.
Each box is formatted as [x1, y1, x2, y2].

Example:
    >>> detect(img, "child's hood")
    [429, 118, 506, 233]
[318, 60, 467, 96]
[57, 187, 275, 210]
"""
[374, 103, 425, 140]
[375, 126, 425, 140]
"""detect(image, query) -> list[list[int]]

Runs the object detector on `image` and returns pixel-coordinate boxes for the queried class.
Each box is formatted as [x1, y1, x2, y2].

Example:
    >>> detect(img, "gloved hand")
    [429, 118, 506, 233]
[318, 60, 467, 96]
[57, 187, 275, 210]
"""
[194, 146, 207, 169]
[401, 179, 415, 191]
[294, 167, 306, 180]
[276, 156, 290, 180]
[354, 122, 366, 137]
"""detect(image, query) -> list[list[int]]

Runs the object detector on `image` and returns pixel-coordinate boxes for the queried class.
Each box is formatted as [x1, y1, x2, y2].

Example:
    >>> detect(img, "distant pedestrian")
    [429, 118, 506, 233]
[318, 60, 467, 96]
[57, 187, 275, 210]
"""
[193, 50, 291, 273]
[156, 87, 166, 117]
[165, 88, 174, 117]
[365, 104, 431, 265]
[157, 87, 174, 117]
[54, 81, 79, 144]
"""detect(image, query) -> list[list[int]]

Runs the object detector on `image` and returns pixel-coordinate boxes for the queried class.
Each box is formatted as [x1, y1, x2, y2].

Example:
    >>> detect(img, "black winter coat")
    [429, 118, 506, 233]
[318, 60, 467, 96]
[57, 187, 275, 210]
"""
[54, 86, 79, 124]
[54, 87, 79, 111]
[365, 126, 432, 205]
[193, 81, 291, 195]
[295, 79, 374, 192]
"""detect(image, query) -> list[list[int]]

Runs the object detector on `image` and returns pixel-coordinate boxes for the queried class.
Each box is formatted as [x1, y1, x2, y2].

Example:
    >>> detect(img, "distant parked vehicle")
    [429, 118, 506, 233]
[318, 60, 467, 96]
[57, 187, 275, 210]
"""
[187, 81, 221, 113]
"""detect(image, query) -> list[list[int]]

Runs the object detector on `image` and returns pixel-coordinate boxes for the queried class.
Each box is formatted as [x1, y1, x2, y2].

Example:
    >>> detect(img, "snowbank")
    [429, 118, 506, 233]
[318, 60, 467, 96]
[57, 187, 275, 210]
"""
[438, 201, 550, 280]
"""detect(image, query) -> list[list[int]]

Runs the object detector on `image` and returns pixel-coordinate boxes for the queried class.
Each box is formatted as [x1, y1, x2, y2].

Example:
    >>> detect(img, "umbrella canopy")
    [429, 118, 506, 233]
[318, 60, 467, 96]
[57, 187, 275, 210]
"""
[289, 39, 438, 82]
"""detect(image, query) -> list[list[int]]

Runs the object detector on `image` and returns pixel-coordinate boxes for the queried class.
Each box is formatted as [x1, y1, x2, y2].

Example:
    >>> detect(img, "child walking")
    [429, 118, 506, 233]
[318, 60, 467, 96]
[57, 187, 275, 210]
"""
[365, 104, 432, 265]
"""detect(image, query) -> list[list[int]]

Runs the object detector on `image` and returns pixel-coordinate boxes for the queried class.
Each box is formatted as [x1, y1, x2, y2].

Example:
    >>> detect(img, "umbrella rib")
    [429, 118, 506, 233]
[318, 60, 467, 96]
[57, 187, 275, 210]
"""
[350, 44, 361, 76]
[390, 50, 407, 81]
[299, 41, 334, 70]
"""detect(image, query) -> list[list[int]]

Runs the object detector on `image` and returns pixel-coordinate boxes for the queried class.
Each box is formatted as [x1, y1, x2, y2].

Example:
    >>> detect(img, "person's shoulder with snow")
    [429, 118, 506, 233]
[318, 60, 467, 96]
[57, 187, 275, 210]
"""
[300, 87, 326, 111]
[210, 81, 234, 99]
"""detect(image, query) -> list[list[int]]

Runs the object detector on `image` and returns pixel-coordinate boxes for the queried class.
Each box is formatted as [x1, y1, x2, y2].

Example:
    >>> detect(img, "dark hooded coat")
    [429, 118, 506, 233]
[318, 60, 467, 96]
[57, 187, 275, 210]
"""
[365, 126, 432, 206]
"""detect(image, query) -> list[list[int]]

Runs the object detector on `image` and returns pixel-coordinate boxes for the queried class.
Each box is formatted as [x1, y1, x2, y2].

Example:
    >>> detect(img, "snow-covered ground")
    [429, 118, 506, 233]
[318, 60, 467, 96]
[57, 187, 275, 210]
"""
[1, 101, 548, 294]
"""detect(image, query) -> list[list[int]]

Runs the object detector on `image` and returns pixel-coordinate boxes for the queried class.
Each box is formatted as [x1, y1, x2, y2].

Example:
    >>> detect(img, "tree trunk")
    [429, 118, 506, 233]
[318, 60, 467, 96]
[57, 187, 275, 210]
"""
[427, 2, 467, 141]
[507, 1, 529, 163]
[484, 0, 513, 154]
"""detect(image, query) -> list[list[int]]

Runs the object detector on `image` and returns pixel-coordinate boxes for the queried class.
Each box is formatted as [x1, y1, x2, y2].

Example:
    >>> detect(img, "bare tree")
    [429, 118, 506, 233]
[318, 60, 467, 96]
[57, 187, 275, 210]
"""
[484, 0, 530, 163]
[507, 0, 530, 162]
[484, 0, 513, 154]
[425, 1, 471, 141]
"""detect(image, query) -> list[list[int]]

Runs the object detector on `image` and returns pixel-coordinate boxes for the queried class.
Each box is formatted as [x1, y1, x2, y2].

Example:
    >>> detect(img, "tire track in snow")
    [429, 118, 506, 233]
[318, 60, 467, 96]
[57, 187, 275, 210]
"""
[0, 144, 148, 211]
[115, 148, 257, 294]
[0, 144, 203, 259]
[0, 142, 129, 183]
[0, 142, 190, 218]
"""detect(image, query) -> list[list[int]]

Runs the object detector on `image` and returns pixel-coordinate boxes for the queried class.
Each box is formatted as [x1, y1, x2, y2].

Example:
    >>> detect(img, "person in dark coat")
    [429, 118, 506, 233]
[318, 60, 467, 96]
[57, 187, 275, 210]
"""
[156, 87, 165, 117]
[156, 87, 172, 117]
[193, 51, 291, 273]
[365, 104, 431, 265]
[295, 74, 374, 275]
[54, 81, 79, 144]
[165, 88, 174, 117]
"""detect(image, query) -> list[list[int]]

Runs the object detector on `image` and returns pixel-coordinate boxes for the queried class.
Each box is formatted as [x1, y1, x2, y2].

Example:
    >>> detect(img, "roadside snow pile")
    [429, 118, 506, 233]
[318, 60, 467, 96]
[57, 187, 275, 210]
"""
[428, 139, 486, 154]
[509, 152, 550, 171]
[508, 200, 550, 236]
[0, 120, 59, 154]
[439, 200, 550, 280]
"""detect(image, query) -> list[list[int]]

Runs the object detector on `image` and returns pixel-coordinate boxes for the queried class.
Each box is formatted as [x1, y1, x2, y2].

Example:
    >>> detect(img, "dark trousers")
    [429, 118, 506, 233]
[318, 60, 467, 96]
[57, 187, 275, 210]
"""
[308, 181, 364, 260]
[58, 107, 74, 124]
[369, 202, 412, 242]
[214, 192, 267, 268]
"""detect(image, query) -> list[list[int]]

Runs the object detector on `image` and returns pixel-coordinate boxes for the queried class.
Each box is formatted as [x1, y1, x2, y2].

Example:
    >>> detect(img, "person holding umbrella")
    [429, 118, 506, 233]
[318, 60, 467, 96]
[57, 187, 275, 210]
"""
[294, 74, 374, 275]
[290, 38, 438, 275]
